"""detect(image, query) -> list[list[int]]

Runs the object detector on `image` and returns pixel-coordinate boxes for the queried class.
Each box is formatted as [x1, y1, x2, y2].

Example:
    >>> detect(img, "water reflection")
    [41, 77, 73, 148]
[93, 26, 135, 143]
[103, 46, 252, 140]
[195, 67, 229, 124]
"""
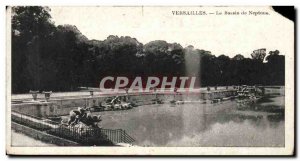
[100, 95, 284, 147]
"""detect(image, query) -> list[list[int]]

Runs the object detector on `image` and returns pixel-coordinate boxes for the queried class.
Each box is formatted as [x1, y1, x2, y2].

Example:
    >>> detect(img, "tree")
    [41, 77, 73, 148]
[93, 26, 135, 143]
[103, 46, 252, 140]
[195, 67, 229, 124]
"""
[57, 25, 88, 43]
[251, 48, 266, 62]
[12, 6, 56, 93]
[265, 50, 285, 85]
[144, 40, 184, 75]
[233, 54, 244, 61]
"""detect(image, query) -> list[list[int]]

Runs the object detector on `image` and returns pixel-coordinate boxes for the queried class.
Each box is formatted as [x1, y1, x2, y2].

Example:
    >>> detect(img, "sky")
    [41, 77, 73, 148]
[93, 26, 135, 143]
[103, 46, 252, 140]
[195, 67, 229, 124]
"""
[49, 6, 294, 58]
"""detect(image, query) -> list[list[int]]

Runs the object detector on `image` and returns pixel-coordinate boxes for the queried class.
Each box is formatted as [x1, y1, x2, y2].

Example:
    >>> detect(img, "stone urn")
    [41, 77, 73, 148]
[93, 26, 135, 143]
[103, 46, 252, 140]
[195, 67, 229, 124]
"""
[43, 91, 52, 102]
[124, 88, 129, 94]
[207, 87, 210, 91]
[153, 87, 157, 92]
[29, 90, 39, 101]
[89, 90, 94, 97]
[174, 87, 178, 93]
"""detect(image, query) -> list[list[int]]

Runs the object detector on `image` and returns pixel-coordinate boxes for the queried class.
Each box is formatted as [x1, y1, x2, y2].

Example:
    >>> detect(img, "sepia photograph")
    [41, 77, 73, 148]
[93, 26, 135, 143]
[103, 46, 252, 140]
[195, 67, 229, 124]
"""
[6, 6, 294, 155]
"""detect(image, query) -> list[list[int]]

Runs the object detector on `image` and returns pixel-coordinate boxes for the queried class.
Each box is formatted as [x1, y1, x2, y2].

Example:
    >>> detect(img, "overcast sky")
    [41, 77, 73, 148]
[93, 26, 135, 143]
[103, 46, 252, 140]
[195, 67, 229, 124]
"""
[49, 6, 293, 58]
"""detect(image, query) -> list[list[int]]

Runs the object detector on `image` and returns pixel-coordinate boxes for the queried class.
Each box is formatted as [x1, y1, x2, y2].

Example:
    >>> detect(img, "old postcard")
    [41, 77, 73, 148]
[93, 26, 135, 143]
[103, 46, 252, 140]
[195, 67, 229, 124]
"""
[6, 6, 294, 155]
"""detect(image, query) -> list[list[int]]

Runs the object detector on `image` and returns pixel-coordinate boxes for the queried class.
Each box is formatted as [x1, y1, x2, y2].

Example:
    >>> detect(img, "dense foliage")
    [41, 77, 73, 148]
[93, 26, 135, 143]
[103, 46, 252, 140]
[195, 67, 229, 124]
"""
[11, 7, 285, 93]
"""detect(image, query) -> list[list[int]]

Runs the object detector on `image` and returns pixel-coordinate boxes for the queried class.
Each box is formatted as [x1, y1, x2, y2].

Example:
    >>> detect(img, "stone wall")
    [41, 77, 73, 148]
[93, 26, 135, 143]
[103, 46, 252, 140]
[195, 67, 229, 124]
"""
[264, 86, 285, 95]
[11, 90, 239, 117]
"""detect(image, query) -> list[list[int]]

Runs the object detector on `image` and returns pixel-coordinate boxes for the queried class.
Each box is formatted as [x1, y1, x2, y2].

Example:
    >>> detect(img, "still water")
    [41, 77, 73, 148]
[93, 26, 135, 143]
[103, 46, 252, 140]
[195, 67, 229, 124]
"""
[100, 95, 285, 147]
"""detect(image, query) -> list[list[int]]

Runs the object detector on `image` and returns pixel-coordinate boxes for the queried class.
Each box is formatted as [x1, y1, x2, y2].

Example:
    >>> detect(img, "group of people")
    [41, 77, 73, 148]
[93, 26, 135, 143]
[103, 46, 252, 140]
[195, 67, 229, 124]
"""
[66, 107, 102, 128]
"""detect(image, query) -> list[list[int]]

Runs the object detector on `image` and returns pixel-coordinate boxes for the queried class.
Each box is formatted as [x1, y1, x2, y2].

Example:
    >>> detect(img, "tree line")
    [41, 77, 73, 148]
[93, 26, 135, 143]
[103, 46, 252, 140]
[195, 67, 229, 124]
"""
[11, 7, 285, 94]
